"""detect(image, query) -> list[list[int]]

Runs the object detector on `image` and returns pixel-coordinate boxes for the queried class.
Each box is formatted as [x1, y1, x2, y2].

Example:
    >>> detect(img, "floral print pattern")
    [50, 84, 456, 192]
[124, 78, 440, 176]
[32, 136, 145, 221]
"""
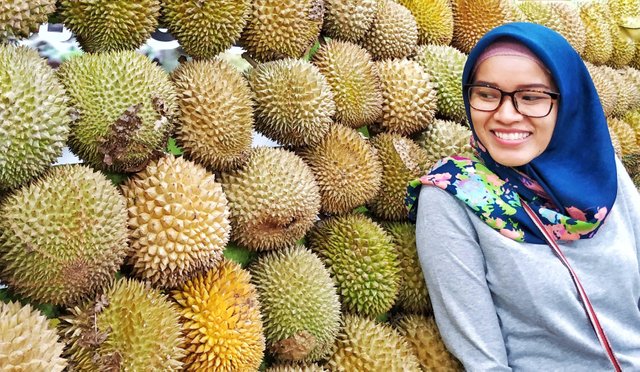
[406, 156, 608, 244]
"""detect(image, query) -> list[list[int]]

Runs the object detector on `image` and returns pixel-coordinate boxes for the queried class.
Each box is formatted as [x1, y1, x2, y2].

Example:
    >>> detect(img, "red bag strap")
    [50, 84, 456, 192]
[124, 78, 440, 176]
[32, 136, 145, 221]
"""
[522, 201, 622, 371]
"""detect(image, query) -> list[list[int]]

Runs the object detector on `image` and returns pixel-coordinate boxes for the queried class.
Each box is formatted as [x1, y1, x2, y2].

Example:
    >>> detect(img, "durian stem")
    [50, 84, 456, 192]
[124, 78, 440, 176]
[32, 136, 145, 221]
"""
[241, 52, 258, 68]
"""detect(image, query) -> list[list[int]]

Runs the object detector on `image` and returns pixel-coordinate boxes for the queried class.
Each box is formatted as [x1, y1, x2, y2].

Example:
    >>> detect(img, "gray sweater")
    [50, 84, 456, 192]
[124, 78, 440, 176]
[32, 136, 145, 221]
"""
[416, 161, 640, 371]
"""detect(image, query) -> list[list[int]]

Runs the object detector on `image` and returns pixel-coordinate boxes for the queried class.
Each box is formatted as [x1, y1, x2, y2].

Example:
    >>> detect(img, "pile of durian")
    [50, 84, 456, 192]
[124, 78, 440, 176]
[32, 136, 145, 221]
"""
[0, 0, 639, 371]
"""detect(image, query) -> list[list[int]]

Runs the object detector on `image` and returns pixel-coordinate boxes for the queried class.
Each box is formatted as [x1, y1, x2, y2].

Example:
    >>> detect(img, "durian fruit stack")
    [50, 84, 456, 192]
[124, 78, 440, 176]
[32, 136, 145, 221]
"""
[1, 0, 639, 371]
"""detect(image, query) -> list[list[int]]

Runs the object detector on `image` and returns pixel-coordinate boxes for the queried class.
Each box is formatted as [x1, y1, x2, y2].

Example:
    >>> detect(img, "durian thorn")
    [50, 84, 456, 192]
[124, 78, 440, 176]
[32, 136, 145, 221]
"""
[241, 52, 258, 68]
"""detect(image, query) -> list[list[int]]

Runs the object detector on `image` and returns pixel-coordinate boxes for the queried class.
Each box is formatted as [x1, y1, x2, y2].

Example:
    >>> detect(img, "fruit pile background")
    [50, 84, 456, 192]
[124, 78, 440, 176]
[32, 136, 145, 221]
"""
[1, 0, 639, 371]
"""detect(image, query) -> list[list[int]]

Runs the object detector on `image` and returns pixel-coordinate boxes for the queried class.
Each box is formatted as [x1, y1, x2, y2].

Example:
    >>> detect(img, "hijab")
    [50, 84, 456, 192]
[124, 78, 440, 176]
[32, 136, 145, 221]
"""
[406, 22, 617, 244]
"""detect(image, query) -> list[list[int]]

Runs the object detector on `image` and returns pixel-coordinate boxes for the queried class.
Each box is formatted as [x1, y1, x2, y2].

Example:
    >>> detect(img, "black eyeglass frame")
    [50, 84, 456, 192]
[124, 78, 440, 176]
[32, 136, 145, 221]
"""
[464, 83, 560, 118]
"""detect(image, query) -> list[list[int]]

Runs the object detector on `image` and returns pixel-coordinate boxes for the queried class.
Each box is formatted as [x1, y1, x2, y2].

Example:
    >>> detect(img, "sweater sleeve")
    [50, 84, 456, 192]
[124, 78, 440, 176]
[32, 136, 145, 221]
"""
[416, 185, 512, 372]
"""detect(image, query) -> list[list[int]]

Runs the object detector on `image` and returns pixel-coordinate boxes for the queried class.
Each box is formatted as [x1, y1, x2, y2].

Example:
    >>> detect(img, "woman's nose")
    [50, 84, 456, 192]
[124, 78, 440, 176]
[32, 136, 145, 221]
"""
[493, 95, 523, 123]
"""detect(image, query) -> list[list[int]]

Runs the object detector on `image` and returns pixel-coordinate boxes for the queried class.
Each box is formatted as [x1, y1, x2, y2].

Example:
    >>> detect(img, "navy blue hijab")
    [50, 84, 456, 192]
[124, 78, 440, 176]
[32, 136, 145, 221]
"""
[407, 23, 617, 243]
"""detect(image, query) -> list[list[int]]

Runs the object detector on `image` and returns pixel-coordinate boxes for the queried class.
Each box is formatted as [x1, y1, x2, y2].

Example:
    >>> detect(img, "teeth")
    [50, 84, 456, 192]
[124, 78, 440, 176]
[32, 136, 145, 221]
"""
[494, 131, 530, 141]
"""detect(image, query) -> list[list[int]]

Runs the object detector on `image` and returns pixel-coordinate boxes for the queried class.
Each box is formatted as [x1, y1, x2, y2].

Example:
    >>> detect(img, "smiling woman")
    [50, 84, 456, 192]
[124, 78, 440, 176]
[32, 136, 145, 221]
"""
[406, 22, 640, 371]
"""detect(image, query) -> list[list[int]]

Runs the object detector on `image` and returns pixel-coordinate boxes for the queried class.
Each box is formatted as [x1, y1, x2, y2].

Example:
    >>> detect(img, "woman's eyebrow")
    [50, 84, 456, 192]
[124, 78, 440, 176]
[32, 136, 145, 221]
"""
[472, 80, 552, 90]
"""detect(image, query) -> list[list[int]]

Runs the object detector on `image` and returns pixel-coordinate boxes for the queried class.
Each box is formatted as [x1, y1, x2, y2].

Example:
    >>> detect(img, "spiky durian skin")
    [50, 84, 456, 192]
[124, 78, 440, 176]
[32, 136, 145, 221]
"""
[173, 260, 265, 371]
[416, 119, 473, 168]
[360, 0, 419, 61]
[623, 109, 640, 145]
[579, 1, 614, 65]
[600, 65, 634, 117]
[220, 147, 321, 251]
[368, 133, 429, 221]
[413, 44, 467, 123]
[327, 314, 421, 371]
[267, 364, 327, 372]
[609, 117, 640, 156]
[585, 62, 618, 117]
[383, 222, 430, 314]
[241, 0, 324, 62]
[0, 45, 69, 191]
[394, 314, 462, 372]
[517, 1, 586, 55]
[61, 278, 184, 371]
[397, 0, 454, 45]
[609, 126, 624, 159]
[312, 40, 382, 129]
[299, 124, 382, 215]
[0, 301, 66, 372]
[604, 5, 636, 68]
[162, 0, 250, 59]
[247, 59, 335, 147]
[307, 214, 399, 317]
[322, 0, 377, 43]
[451, 0, 523, 54]
[374, 59, 437, 136]
[171, 59, 254, 172]
[621, 67, 640, 111]
[60, 0, 159, 52]
[0, 0, 55, 39]
[121, 154, 231, 289]
[58, 51, 177, 172]
[250, 246, 341, 362]
[622, 153, 640, 187]
[0, 165, 128, 306]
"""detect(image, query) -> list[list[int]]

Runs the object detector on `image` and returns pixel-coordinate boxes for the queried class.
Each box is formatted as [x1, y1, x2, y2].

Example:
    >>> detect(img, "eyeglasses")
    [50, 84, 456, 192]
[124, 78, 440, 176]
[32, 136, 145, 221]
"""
[465, 84, 560, 118]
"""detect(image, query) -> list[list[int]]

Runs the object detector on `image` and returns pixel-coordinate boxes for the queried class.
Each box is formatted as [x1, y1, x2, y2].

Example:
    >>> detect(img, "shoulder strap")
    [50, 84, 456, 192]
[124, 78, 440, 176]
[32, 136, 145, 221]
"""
[522, 201, 622, 371]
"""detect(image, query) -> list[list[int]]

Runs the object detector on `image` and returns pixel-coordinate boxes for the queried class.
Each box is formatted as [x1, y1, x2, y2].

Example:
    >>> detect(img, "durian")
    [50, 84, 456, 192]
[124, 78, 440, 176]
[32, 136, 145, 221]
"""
[161, 0, 251, 59]
[171, 58, 254, 172]
[57, 50, 177, 172]
[415, 119, 473, 167]
[601, 65, 634, 117]
[307, 214, 399, 318]
[241, 0, 324, 62]
[173, 260, 265, 371]
[579, 1, 614, 65]
[220, 147, 321, 251]
[413, 44, 467, 123]
[298, 124, 382, 215]
[312, 40, 382, 129]
[621, 67, 640, 111]
[397, 0, 455, 45]
[451, 0, 523, 54]
[374, 59, 437, 135]
[608, 117, 640, 155]
[0, 0, 55, 39]
[383, 222, 431, 314]
[0, 301, 66, 372]
[247, 58, 335, 147]
[605, 7, 636, 68]
[266, 364, 327, 372]
[394, 314, 463, 372]
[585, 62, 618, 117]
[61, 278, 185, 371]
[0, 165, 128, 306]
[121, 154, 231, 289]
[517, 1, 586, 55]
[327, 314, 421, 371]
[250, 246, 341, 362]
[623, 109, 640, 144]
[322, 0, 377, 43]
[360, 0, 419, 60]
[60, 0, 160, 52]
[368, 133, 429, 221]
[0, 45, 69, 191]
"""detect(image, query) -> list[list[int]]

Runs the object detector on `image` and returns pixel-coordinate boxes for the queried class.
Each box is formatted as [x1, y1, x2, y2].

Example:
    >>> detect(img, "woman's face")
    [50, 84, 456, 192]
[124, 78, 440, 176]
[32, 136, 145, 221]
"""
[470, 55, 558, 167]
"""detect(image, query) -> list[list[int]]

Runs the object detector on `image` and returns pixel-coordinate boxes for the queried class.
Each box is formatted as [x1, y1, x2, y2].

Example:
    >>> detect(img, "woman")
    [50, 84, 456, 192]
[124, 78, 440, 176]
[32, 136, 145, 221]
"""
[407, 23, 640, 370]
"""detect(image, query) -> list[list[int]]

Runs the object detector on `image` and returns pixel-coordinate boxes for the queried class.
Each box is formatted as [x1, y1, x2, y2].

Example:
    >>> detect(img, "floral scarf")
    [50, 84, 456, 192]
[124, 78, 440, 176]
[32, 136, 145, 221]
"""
[406, 23, 617, 244]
